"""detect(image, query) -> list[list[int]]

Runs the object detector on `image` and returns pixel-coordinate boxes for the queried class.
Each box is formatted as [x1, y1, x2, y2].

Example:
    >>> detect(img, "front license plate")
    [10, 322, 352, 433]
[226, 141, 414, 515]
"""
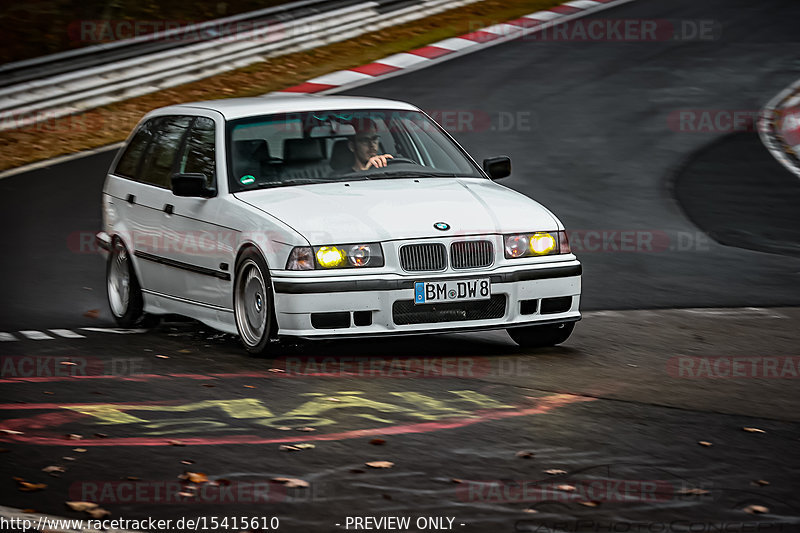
[414, 278, 491, 304]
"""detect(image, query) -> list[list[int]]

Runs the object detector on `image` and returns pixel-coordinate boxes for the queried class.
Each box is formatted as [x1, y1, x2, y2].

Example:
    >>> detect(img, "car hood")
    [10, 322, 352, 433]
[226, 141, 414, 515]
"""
[234, 178, 559, 244]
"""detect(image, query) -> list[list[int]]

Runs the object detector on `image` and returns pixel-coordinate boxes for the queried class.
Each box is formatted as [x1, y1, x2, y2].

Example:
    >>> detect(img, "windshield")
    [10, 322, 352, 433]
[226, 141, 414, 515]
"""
[226, 108, 484, 192]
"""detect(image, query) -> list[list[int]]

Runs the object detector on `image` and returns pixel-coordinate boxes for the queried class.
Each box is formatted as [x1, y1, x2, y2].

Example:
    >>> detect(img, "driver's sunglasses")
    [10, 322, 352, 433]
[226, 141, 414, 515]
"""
[354, 135, 380, 144]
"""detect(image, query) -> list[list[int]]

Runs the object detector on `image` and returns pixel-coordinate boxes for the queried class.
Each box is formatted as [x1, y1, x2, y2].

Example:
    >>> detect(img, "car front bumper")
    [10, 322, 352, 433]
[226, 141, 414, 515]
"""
[271, 260, 582, 339]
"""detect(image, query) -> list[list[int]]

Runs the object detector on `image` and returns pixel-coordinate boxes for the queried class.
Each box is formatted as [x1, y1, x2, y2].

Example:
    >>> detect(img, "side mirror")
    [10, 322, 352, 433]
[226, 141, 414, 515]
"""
[171, 173, 215, 198]
[483, 156, 511, 180]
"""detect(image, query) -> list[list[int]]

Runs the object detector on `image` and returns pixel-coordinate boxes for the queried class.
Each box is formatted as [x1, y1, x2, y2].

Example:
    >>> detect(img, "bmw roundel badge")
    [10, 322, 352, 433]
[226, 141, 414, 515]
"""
[433, 222, 450, 231]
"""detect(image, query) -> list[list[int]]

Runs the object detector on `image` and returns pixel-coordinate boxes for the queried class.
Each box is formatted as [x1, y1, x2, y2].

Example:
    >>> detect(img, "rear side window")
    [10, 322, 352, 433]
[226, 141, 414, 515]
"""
[115, 120, 155, 178]
[139, 116, 192, 188]
[177, 117, 216, 187]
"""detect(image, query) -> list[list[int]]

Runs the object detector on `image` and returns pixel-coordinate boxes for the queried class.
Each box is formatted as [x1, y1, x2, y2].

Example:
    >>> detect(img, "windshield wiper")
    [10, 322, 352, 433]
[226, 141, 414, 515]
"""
[335, 171, 460, 180]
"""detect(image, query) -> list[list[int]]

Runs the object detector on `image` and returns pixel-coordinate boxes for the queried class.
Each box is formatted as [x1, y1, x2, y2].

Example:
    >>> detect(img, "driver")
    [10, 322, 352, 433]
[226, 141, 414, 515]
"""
[349, 118, 393, 170]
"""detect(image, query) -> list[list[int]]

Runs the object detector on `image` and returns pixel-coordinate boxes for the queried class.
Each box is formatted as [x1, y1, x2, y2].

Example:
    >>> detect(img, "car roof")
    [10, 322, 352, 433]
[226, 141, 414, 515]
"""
[155, 95, 420, 121]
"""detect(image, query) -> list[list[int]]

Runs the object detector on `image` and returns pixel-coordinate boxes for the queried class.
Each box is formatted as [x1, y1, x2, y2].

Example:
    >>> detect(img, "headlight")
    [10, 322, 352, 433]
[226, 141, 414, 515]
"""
[286, 243, 384, 270]
[504, 231, 570, 259]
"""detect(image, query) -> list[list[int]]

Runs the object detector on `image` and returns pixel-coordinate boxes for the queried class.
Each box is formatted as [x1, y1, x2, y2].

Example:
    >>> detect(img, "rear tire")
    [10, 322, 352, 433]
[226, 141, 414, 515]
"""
[107, 238, 158, 328]
[507, 322, 575, 348]
[234, 248, 276, 355]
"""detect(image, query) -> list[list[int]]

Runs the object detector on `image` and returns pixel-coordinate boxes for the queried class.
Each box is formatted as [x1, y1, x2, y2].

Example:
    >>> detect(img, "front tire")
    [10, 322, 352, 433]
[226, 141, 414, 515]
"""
[508, 322, 575, 349]
[234, 248, 275, 355]
[107, 238, 153, 328]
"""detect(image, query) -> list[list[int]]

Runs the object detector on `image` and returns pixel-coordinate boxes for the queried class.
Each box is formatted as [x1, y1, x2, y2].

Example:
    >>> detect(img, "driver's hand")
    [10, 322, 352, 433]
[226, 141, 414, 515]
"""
[365, 154, 393, 169]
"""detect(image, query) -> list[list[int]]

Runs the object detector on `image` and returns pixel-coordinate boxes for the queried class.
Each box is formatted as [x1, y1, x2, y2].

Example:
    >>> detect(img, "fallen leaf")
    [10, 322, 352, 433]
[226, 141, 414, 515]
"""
[279, 445, 299, 451]
[271, 477, 309, 488]
[743, 427, 766, 434]
[298, 427, 316, 432]
[181, 460, 195, 465]
[42, 466, 65, 473]
[244, 385, 256, 389]
[178, 491, 195, 498]
[155, 355, 169, 359]
[544, 469, 567, 475]
[178, 349, 192, 353]
[370, 438, 386, 446]
[743, 504, 769, 514]
[325, 397, 341, 402]
[294, 443, 315, 449]
[168, 440, 185, 446]
[366, 461, 394, 469]
[515, 450, 534, 459]
[66, 501, 98, 512]
[18, 481, 47, 492]
[523, 508, 538, 514]
[44, 391, 54, 395]
[83, 309, 100, 319]
[180, 472, 209, 484]
[87, 507, 111, 519]
[752, 480, 770, 487]
[73, 448, 87, 453]
[578, 500, 600, 507]
[451, 478, 463, 484]
[276, 426, 292, 431]
[66, 434, 82, 440]
[268, 368, 285, 373]
[698, 441, 713, 447]
[93, 433, 108, 439]
[62, 456, 76, 461]
[556, 484, 576, 492]
[60, 362, 77, 366]
[0, 429, 23, 435]
[21, 509, 35, 513]
[678, 488, 710, 495]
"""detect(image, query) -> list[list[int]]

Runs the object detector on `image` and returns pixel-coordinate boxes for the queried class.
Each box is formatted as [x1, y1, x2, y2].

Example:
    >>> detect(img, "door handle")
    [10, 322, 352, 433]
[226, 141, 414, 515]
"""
[126, 194, 136, 205]
[163, 204, 174, 215]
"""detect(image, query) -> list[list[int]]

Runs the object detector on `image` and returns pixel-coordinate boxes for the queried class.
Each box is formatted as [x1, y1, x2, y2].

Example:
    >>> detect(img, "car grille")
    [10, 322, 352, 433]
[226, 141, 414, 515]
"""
[450, 240, 493, 269]
[399, 243, 447, 272]
[392, 295, 507, 325]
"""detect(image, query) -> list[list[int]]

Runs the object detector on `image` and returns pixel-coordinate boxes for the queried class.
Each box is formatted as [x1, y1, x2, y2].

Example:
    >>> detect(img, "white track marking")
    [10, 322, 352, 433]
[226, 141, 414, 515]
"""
[48, 329, 86, 338]
[373, 52, 429, 69]
[80, 327, 148, 334]
[18, 330, 54, 340]
[0, 332, 17, 342]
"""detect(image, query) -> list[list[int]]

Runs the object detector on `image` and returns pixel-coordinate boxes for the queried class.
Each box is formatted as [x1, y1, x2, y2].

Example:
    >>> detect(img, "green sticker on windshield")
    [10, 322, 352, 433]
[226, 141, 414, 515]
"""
[240, 175, 255, 185]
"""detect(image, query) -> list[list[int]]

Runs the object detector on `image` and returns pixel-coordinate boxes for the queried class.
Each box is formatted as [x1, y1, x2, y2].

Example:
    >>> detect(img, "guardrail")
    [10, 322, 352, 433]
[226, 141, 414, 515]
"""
[0, 0, 480, 131]
[758, 78, 800, 179]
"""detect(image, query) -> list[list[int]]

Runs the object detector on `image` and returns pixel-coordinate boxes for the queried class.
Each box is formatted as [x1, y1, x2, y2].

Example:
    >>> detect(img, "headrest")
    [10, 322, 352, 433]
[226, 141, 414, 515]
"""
[283, 138, 325, 163]
[330, 138, 354, 171]
[234, 139, 270, 160]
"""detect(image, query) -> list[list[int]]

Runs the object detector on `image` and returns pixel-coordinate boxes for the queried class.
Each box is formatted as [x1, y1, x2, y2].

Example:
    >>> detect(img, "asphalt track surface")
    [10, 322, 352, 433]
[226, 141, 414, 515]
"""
[1, 0, 800, 531]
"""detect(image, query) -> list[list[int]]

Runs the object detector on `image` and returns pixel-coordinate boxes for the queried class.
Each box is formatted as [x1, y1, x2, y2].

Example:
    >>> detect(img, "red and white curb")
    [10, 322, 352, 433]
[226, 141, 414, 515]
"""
[268, 0, 634, 97]
[759, 77, 800, 179]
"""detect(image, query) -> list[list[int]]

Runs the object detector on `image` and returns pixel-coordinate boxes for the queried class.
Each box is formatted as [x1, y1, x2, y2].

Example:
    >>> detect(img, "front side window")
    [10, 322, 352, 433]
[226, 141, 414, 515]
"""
[227, 109, 483, 193]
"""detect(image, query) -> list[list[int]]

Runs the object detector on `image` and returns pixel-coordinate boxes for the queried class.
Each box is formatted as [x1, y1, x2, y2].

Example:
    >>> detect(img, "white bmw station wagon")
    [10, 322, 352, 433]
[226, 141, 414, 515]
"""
[96, 96, 582, 354]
